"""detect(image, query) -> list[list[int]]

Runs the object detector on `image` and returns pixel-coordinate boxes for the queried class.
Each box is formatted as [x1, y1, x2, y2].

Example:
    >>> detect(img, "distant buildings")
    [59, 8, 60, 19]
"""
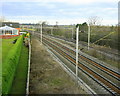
[0, 22, 20, 38]
[0, 26, 19, 35]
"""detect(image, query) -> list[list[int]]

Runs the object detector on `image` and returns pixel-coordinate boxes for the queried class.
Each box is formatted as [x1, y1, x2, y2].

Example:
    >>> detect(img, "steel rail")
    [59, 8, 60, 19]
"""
[42, 37, 120, 95]
[42, 35, 120, 81]
[44, 42, 97, 95]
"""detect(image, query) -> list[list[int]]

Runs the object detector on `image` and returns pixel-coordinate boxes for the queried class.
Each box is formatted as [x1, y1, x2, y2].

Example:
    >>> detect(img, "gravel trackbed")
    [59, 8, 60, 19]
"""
[29, 37, 87, 94]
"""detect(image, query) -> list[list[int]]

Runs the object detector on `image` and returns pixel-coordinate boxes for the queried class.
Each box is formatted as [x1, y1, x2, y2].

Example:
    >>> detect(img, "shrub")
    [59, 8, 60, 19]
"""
[2, 35, 23, 94]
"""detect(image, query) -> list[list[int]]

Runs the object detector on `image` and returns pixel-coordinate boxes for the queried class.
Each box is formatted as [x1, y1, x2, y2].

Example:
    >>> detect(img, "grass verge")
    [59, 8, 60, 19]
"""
[10, 44, 29, 95]
[2, 36, 19, 62]
[2, 36, 23, 94]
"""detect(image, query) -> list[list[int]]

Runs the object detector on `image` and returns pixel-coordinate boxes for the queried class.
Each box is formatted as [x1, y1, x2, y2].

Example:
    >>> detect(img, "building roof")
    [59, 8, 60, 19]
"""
[0, 25, 18, 30]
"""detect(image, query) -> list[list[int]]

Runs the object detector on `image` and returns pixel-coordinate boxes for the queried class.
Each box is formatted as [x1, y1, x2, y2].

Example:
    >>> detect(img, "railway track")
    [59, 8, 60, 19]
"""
[42, 37, 120, 95]
[43, 35, 120, 81]
[33, 32, 120, 95]
[49, 35, 120, 61]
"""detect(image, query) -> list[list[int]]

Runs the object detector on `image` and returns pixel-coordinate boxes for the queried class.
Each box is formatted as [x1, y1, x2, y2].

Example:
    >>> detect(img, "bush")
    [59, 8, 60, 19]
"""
[2, 35, 23, 94]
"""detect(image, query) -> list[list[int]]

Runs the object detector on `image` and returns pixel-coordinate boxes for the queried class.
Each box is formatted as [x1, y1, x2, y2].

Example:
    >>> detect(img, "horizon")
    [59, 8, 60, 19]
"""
[0, 0, 118, 25]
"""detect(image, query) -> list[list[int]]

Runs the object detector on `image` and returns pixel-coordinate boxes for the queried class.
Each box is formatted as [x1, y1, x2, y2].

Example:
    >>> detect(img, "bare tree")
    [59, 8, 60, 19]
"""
[87, 16, 102, 26]
[38, 21, 48, 26]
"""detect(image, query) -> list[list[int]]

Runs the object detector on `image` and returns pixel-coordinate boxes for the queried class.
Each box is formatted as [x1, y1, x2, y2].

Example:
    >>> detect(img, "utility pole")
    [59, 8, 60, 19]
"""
[76, 26, 79, 84]
[41, 23, 42, 44]
[88, 24, 90, 50]
[32, 25, 34, 35]
[72, 28, 74, 39]
[51, 27, 53, 35]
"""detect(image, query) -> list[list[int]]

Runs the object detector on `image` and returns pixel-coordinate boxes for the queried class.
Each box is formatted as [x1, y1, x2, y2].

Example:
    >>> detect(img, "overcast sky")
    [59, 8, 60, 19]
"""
[0, 0, 119, 25]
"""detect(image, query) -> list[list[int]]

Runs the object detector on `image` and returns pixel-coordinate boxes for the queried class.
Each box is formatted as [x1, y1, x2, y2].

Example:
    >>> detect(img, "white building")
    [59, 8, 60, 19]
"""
[0, 26, 19, 35]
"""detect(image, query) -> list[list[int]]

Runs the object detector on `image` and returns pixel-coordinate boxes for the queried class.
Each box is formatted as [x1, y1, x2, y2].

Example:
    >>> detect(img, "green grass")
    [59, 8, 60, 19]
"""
[2, 36, 23, 94]
[2, 36, 19, 63]
[0, 39, 2, 95]
[10, 41, 29, 94]
[2, 35, 29, 95]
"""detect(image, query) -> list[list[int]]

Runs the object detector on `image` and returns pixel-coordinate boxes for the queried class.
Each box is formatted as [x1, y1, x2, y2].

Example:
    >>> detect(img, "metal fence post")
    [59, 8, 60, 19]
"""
[88, 24, 90, 50]
[41, 24, 42, 44]
[76, 26, 79, 84]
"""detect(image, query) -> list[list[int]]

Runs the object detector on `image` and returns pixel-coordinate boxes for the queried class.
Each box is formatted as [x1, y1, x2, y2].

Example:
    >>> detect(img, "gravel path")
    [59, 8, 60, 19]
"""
[29, 37, 86, 94]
